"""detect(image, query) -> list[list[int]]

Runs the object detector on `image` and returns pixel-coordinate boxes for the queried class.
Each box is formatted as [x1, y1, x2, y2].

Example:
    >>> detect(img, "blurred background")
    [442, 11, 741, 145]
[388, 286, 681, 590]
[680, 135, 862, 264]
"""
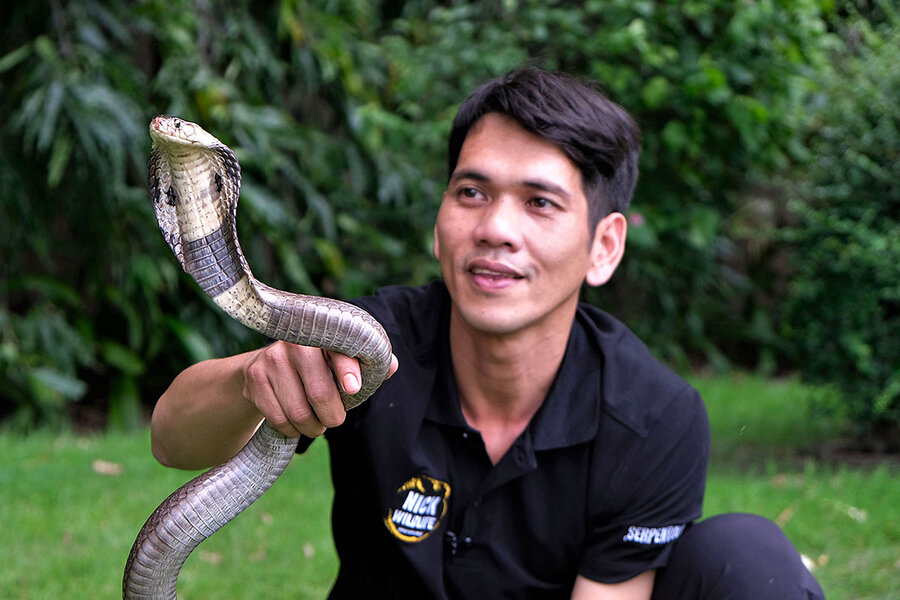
[1, 0, 897, 446]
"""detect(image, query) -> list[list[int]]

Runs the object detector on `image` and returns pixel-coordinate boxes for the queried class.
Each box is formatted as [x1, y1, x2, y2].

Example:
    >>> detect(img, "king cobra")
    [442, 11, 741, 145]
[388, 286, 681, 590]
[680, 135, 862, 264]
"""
[122, 116, 392, 599]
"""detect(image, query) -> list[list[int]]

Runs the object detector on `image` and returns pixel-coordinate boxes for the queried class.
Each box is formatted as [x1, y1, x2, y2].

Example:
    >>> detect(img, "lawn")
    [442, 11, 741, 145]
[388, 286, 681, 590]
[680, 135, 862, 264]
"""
[1, 373, 897, 599]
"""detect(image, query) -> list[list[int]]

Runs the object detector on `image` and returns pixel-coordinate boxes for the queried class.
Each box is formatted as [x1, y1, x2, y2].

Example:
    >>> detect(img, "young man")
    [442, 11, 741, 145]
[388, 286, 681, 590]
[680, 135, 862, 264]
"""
[151, 69, 824, 599]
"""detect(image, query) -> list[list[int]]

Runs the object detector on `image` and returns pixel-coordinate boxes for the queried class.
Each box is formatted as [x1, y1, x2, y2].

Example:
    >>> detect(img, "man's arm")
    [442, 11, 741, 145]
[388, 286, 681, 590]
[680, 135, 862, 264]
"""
[151, 341, 395, 470]
[571, 571, 655, 600]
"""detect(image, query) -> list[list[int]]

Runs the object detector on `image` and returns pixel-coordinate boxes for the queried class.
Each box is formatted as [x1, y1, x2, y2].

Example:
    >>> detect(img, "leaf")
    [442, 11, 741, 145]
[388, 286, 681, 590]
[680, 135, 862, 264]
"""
[37, 79, 64, 152]
[101, 341, 145, 376]
[0, 43, 32, 73]
[165, 317, 215, 363]
[313, 238, 345, 278]
[641, 76, 670, 109]
[47, 135, 73, 187]
[16, 276, 82, 306]
[92, 459, 124, 476]
[107, 374, 142, 431]
[661, 120, 688, 153]
[27, 367, 87, 402]
[277, 240, 320, 295]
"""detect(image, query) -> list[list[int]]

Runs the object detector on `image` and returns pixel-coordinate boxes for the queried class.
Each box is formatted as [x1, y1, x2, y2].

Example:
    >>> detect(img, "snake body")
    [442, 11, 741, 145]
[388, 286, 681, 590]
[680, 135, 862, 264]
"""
[123, 116, 392, 599]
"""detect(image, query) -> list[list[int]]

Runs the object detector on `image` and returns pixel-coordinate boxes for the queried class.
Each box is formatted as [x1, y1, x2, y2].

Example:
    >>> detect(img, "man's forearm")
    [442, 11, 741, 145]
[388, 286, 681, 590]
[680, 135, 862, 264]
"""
[150, 351, 264, 470]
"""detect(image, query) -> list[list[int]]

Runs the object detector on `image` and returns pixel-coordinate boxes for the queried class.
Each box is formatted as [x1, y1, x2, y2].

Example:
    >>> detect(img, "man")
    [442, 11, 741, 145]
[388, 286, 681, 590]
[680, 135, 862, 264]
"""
[151, 68, 824, 599]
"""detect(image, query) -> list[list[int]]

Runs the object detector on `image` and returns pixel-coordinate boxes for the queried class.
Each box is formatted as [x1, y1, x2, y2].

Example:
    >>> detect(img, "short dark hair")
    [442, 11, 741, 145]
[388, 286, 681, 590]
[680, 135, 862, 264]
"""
[447, 68, 641, 228]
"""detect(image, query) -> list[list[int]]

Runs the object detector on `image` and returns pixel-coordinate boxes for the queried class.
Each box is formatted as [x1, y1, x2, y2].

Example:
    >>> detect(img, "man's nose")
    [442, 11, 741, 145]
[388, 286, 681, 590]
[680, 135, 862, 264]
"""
[474, 197, 522, 250]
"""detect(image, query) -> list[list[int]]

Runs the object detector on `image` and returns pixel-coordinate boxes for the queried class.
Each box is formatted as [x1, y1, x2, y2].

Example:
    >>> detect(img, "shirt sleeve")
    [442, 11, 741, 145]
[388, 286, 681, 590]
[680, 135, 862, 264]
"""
[578, 385, 710, 583]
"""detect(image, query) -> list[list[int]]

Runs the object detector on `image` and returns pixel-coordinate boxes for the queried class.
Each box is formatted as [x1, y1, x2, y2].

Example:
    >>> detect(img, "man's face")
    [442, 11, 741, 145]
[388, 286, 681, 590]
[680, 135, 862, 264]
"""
[434, 112, 605, 339]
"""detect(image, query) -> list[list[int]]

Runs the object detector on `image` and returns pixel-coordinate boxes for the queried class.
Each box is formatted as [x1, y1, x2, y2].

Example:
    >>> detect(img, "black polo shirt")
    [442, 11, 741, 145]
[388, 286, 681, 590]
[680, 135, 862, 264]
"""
[299, 281, 709, 599]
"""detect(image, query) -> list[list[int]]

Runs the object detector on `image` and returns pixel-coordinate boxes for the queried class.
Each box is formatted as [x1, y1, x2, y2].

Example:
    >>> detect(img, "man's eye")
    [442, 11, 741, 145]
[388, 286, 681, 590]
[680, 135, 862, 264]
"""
[460, 187, 482, 199]
[528, 197, 554, 209]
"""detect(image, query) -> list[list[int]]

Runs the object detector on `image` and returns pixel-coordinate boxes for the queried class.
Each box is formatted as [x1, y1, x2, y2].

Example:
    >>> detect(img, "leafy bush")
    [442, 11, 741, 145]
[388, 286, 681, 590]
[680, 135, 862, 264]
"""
[0, 0, 838, 429]
[560, 0, 834, 369]
[783, 12, 900, 432]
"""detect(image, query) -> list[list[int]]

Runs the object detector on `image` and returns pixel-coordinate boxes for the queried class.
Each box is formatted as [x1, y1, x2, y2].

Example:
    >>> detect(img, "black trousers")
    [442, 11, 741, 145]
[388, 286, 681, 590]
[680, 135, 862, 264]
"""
[652, 513, 825, 600]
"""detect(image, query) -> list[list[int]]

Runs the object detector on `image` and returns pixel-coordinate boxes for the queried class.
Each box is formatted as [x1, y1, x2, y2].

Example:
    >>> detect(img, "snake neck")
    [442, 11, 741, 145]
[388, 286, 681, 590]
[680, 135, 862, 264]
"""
[176, 215, 271, 334]
[164, 150, 268, 332]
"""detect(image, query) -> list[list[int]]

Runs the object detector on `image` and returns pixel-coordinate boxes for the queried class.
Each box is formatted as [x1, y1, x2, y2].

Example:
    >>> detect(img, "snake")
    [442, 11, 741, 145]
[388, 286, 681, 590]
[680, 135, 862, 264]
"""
[122, 116, 392, 599]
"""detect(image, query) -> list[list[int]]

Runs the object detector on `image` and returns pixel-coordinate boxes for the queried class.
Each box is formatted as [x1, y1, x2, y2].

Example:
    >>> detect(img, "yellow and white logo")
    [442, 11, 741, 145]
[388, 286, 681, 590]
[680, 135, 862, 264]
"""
[384, 475, 451, 543]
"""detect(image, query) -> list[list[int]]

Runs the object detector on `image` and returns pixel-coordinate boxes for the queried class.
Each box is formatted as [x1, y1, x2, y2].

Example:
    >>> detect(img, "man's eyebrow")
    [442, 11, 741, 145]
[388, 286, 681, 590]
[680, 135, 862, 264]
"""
[449, 169, 574, 199]
[448, 169, 490, 185]
[521, 178, 573, 200]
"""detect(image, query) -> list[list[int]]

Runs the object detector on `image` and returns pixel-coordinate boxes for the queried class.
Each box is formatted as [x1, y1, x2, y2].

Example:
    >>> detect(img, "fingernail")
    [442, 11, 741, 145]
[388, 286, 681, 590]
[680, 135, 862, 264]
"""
[343, 373, 360, 393]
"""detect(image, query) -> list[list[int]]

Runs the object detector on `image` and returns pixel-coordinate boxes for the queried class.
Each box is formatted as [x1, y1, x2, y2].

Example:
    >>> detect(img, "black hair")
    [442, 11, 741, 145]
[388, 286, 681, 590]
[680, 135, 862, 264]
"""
[447, 68, 641, 228]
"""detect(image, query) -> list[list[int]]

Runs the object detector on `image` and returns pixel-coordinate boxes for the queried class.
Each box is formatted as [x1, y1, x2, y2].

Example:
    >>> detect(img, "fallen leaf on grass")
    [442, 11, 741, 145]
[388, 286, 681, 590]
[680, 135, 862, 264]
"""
[770, 473, 788, 487]
[776, 504, 796, 526]
[801, 554, 830, 572]
[92, 459, 123, 475]
[251, 545, 267, 562]
[846, 506, 867, 523]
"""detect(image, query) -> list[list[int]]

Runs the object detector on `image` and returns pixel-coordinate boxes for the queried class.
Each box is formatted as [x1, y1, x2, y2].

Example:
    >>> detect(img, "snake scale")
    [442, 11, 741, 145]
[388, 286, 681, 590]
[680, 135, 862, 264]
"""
[122, 116, 392, 599]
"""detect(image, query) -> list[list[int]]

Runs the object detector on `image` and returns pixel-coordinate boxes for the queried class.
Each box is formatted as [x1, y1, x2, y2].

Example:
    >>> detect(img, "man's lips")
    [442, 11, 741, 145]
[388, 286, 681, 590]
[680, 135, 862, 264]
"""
[465, 259, 525, 289]
[466, 259, 524, 278]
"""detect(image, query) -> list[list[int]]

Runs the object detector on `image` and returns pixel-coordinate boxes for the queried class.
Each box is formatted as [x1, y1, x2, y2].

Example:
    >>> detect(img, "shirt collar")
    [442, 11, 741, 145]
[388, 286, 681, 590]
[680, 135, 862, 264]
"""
[529, 310, 602, 451]
[424, 299, 603, 451]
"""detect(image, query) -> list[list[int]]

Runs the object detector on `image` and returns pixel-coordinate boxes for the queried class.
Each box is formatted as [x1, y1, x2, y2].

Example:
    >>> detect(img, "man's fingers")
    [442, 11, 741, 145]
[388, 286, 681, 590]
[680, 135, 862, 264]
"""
[242, 342, 331, 438]
[289, 346, 346, 430]
[242, 355, 302, 438]
[329, 352, 399, 393]
[268, 350, 328, 437]
[243, 343, 395, 440]
[330, 352, 362, 395]
[387, 353, 399, 379]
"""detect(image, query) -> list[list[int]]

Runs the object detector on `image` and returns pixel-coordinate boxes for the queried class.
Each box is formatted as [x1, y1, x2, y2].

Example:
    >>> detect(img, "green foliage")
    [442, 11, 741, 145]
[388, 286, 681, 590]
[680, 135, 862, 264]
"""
[0, 0, 844, 428]
[784, 9, 900, 429]
[564, 0, 835, 368]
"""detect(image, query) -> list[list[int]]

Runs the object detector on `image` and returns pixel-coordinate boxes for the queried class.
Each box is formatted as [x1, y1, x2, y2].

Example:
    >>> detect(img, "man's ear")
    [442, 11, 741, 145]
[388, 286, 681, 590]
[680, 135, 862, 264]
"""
[585, 212, 627, 287]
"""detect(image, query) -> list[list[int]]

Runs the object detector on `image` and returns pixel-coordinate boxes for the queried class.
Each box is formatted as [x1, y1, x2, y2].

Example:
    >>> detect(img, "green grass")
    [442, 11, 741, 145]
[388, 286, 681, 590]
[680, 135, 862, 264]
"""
[693, 373, 900, 600]
[705, 463, 900, 599]
[692, 373, 846, 464]
[0, 431, 338, 598]
[1, 373, 897, 599]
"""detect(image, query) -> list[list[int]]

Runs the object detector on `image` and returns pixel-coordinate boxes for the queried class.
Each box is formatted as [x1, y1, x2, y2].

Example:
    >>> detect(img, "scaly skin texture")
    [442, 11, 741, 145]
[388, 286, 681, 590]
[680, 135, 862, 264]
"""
[123, 116, 392, 599]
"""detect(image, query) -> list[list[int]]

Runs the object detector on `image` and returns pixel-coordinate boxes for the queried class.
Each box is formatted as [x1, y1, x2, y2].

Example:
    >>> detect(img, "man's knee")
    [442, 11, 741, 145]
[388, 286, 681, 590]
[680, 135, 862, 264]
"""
[653, 513, 825, 600]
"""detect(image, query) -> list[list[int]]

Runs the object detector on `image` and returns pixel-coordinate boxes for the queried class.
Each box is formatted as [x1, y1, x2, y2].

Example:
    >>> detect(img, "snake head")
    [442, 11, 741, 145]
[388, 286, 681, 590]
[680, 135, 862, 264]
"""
[147, 116, 242, 274]
[147, 115, 217, 271]
[149, 115, 224, 149]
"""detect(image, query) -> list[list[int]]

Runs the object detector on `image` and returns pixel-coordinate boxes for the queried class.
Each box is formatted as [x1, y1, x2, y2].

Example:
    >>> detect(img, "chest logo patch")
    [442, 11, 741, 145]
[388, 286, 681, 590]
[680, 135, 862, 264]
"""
[384, 474, 451, 543]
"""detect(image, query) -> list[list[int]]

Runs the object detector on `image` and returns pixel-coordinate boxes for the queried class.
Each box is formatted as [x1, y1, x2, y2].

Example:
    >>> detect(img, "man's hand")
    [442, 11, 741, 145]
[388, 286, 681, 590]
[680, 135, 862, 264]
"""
[241, 341, 398, 438]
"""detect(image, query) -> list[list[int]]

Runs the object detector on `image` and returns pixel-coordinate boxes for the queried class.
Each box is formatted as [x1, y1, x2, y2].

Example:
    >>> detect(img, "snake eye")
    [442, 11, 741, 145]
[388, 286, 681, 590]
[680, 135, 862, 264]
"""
[175, 120, 181, 129]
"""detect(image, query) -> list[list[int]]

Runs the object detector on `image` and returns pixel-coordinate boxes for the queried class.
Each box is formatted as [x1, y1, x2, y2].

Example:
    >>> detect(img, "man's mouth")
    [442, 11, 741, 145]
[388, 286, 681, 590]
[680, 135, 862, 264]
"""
[466, 260, 525, 289]
[467, 258, 523, 277]
[469, 267, 523, 279]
